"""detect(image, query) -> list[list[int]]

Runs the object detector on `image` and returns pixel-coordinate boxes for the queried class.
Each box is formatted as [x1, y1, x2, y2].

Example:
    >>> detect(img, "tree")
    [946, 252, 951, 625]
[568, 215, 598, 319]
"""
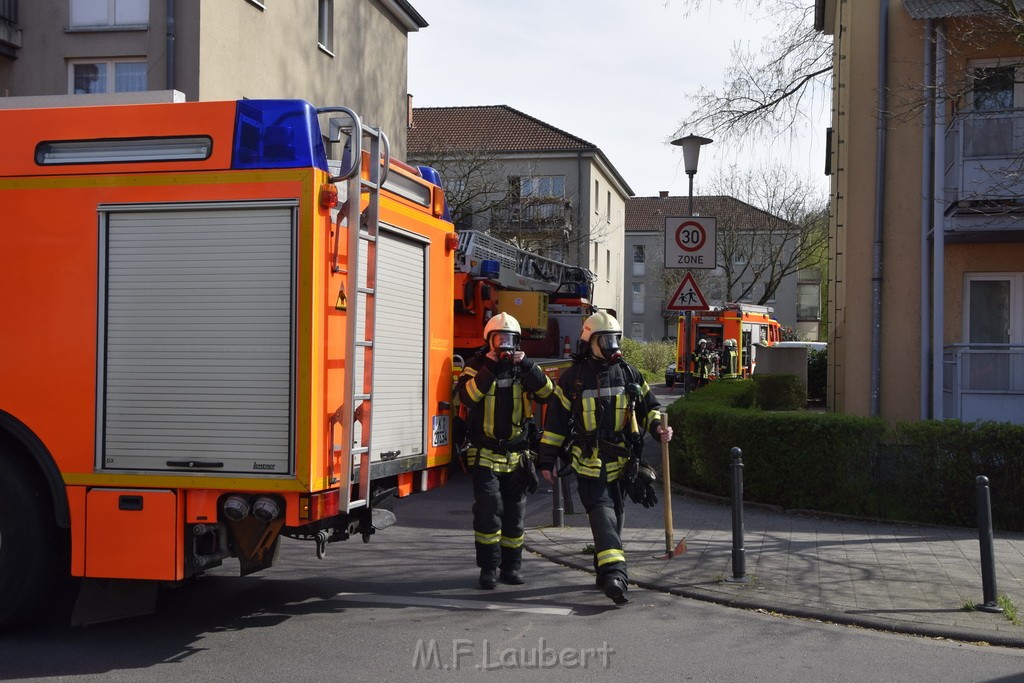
[693, 165, 828, 307]
[670, 1, 832, 142]
[403, 147, 509, 231]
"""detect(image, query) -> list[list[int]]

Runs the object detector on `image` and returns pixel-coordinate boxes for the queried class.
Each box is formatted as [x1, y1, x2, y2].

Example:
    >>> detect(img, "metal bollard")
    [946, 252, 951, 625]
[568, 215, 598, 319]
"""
[975, 475, 1003, 613]
[726, 447, 749, 583]
[551, 471, 564, 528]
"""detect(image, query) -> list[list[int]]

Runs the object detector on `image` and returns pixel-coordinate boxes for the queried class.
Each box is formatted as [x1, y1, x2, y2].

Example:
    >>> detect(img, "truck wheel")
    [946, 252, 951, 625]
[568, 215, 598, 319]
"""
[0, 456, 70, 629]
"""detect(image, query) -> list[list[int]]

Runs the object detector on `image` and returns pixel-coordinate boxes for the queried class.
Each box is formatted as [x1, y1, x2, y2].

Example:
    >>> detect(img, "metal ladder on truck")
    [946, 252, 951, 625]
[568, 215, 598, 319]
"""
[322, 107, 391, 536]
[455, 230, 595, 293]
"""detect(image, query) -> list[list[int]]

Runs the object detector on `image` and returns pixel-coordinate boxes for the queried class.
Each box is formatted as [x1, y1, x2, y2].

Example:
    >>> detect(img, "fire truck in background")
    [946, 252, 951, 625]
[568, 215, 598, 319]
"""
[453, 230, 596, 362]
[0, 98, 456, 627]
[667, 303, 782, 388]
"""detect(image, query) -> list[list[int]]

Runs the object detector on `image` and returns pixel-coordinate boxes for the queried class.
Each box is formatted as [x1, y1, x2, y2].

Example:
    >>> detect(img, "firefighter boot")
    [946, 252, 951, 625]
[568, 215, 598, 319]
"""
[499, 568, 524, 585]
[479, 568, 498, 590]
[603, 576, 629, 605]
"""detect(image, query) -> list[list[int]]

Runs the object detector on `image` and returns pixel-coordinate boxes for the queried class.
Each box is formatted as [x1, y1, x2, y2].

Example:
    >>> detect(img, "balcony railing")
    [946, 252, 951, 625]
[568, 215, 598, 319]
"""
[943, 109, 1024, 235]
[943, 343, 1024, 425]
[0, 0, 16, 23]
[0, 0, 19, 59]
[489, 198, 572, 232]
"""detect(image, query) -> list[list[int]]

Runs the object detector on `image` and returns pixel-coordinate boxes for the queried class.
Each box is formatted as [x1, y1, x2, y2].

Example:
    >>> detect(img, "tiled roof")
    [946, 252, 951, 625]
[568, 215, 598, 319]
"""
[625, 195, 794, 232]
[903, 0, 1024, 18]
[408, 105, 596, 154]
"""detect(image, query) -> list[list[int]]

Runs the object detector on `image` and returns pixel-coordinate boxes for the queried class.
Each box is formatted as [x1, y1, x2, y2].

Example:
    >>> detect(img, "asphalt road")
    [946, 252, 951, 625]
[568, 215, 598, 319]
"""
[2, 478, 1024, 682]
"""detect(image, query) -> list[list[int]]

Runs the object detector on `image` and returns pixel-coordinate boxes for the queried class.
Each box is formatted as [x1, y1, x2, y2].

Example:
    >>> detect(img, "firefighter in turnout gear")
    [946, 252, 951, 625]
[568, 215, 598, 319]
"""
[537, 312, 673, 604]
[457, 313, 555, 589]
[691, 338, 715, 389]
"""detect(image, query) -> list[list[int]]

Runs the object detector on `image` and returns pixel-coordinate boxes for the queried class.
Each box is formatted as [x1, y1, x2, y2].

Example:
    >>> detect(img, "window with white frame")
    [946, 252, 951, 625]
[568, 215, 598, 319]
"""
[594, 180, 599, 213]
[631, 321, 644, 339]
[70, 0, 148, 27]
[797, 282, 820, 320]
[606, 249, 610, 282]
[520, 175, 564, 198]
[631, 282, 645, 315]
[69, 59, 147, 94]
[318, 0, 334, 53]
[632, 244, 645, 277]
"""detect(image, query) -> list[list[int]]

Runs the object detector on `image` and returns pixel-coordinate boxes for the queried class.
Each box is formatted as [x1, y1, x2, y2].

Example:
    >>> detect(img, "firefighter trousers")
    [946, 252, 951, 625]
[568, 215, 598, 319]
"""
[577, 475, 627, 585]
[471, 465, 526, 571]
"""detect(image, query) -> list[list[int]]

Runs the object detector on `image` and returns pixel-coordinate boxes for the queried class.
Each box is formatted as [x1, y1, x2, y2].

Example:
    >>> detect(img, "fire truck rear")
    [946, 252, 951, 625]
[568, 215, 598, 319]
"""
[0, 99, 456, 627]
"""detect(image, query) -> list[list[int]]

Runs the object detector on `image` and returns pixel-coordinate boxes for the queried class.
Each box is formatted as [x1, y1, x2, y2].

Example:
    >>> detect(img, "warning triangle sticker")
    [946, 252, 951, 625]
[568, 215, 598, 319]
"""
[666, 272, 709, 311]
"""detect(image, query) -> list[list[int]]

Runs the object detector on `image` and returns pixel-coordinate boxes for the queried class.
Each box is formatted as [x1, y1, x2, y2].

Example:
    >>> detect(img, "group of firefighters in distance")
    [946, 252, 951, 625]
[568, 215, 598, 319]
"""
[455, 310, 672, 605]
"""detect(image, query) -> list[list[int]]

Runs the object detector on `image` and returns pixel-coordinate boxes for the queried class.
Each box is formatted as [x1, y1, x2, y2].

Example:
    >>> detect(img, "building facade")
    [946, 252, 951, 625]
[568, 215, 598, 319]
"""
[818, 0, 1024, 423]
[407, 105, 632, 317]
[0, 0, 425, 159]
[624, 193, 822, 342]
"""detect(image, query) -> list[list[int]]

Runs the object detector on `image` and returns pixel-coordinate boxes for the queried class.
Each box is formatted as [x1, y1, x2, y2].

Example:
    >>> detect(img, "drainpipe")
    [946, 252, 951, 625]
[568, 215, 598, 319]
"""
[920, 18, 935, 419]
[166, 0, 175, 91]
[932, 24, 947, 419]
[869, 0, 890, 416]
[576, 151, 585, 288]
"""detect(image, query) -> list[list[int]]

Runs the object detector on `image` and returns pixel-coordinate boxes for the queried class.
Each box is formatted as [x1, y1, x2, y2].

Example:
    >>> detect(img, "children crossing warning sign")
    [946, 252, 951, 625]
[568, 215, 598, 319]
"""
[666, 271, 708, 311]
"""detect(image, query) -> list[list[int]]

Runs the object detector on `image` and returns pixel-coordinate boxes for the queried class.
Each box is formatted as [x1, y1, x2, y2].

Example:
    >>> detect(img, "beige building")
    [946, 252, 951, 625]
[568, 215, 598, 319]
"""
[818, 0, 1024, 424]
[0, 0, 426, 159]
[407, 105, 633, 317]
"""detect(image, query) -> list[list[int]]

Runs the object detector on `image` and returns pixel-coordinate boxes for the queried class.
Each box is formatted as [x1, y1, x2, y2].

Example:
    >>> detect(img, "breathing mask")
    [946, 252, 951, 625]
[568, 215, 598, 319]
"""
[591, 332, 623, 363]
[490, 331, 520, 362]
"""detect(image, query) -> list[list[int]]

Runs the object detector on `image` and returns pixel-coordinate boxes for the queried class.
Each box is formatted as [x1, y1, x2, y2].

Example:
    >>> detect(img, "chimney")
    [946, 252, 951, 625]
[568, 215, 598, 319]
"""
[659, 190, 669, 198]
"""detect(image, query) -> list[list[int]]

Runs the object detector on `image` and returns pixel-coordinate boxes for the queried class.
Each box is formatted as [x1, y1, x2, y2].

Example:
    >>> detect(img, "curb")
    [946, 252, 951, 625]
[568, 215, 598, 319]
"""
[525, 541, 1024, 649]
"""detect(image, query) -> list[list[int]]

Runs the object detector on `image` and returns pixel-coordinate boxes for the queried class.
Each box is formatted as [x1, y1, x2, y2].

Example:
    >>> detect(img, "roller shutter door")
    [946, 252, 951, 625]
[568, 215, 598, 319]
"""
[99, 204, 295, 474]
[359, 228, 426, 462]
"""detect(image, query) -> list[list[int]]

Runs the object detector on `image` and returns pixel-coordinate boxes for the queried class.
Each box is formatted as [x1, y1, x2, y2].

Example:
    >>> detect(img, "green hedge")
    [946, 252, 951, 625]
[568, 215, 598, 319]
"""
[667, 380, 1024, 531]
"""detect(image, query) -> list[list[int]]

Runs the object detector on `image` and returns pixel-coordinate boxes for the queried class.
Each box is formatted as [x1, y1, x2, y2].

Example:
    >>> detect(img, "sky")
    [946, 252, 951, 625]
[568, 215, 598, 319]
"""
[407, 0, 831, 200]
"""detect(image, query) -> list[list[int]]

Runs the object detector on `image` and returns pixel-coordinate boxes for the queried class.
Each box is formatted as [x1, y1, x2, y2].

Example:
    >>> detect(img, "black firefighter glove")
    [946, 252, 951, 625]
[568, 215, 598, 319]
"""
[622, 458, 659, 509]
[508, 453, 539, 498]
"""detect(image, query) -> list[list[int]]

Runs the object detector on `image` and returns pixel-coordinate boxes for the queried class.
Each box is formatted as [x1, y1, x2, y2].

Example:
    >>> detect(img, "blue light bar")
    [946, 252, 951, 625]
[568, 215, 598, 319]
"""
[232, 100, 329, 172]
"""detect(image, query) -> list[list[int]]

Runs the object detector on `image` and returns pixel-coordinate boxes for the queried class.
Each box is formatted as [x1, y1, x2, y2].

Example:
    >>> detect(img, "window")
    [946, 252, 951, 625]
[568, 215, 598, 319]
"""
[971, 65, 1015, 111]
[520, 175, 564, 197]
[631, 321, 644, 339]
[70, 0, 148, 27]
[631, 282, 645, 315]
[606, 249, 610, 282]
[593, 243, 599, 276]
[318, 0, 334, 53]
[797, 282, 820, 320]
[69, 60, 147, 94]
[632, 244, 645, 277]
[606, 191, 611, 220]
[594, 180, 599, 213]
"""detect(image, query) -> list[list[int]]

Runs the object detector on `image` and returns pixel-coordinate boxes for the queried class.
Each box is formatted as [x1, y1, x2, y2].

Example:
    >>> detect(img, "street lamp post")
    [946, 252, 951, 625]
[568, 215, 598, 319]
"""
[671, 134, 712, 396]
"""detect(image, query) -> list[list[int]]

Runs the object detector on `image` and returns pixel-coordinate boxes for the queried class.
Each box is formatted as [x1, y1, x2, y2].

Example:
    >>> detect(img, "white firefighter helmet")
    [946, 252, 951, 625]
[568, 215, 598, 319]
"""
[698, 338, 708, 347]
[724, 338, 737, 348]
[483, 312, 521, 350]
[580, 311, 623, 361]
[580, 311, 621, 343]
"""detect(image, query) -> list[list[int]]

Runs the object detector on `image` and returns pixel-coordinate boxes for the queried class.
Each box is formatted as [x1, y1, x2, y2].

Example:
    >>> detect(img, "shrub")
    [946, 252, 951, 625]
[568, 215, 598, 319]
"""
[666, 387, 1024, 530]
[753, 373, 805, 411]
[621, 338, 676, 383]
[807, 349, 827, 401]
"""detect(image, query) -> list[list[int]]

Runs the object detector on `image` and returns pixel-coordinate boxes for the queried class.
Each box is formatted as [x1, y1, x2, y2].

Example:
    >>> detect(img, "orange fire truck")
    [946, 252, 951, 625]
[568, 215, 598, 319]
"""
[667, 303, 782, 388]
[0, 98, 456, 627]
[452, 230, 596, 360]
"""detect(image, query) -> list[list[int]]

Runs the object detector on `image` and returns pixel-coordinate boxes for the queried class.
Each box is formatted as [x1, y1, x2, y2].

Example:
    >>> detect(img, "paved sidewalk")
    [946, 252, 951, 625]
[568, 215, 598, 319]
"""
[523, 479, 1024, 648]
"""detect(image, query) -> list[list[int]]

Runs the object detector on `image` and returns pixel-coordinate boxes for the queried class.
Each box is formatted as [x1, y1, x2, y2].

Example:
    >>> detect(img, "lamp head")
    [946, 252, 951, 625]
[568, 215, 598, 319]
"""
[671, 134, 714, 174]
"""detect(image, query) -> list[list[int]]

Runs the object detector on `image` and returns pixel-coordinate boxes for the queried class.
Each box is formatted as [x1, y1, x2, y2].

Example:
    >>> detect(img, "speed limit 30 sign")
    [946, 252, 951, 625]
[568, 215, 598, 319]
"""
[664, 216, 716, 269]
